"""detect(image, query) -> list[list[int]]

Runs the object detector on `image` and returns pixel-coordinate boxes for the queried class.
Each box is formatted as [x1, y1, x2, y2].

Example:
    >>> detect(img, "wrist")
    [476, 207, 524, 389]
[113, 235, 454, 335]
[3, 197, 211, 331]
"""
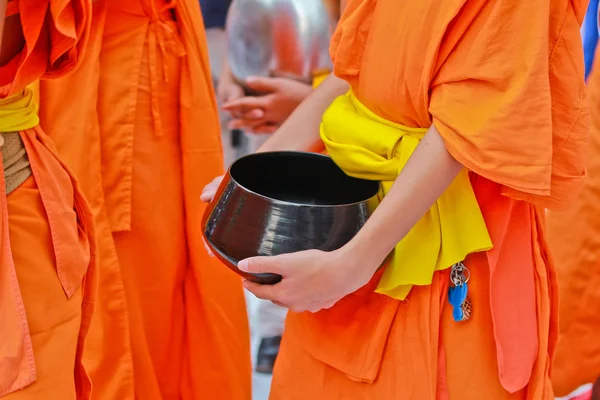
[338, 234, 386, 280]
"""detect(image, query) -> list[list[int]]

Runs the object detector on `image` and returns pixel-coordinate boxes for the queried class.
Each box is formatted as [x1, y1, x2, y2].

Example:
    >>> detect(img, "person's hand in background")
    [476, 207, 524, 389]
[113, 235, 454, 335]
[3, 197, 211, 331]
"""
[215, 58, 245, 104]
[216, 74, 244, 104]
[222, 76, 313, 134]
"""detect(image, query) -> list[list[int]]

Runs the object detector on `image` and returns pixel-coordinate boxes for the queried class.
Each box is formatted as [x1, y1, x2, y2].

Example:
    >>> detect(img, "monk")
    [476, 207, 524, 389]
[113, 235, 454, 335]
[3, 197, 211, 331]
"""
[546, 2, 600, 396]
[0, 0, 97, 399]
[37, 0, 252, 399]
[202, 0, 589, 398]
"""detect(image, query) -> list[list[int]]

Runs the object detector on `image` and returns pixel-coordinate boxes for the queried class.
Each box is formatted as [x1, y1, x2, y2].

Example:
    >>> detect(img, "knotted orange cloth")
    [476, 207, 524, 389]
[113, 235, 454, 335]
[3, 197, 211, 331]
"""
[547, 45, 600, 398]
[0, 1, 98, 399]
[38, 0, 252, 399]
[269, 1, 589, 399]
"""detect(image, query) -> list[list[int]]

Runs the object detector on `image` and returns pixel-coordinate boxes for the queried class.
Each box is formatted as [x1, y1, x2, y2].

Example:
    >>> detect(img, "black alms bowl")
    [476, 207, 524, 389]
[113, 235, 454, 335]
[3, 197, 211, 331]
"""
[202, 151, 380, 284]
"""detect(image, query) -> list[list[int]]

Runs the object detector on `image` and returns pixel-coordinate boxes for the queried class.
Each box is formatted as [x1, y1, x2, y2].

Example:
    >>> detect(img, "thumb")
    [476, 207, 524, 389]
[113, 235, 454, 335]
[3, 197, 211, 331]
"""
[238, 256, 282, 275]
[245, 76, 278, 93]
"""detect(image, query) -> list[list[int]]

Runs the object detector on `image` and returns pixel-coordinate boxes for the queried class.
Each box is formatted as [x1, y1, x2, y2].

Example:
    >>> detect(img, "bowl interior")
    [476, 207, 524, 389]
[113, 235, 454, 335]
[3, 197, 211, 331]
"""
[229, 152, 379, 205]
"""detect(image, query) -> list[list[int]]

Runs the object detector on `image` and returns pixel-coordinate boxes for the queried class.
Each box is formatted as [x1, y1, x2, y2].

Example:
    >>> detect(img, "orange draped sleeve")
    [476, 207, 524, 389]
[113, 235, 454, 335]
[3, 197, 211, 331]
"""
[331, 0, 588, 211]
[0, 0, 91, 97]
[427, 1, 588, 211]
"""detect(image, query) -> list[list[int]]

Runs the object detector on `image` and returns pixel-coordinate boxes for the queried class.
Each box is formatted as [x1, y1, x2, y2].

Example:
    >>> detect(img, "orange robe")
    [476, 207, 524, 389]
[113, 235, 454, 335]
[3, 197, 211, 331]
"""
[38, 0, 252, 399]
[546, 46, 600, 397]
[0, 1, 97, 399]
[38, 3, 136, 399]
[270, 1, 589, 399]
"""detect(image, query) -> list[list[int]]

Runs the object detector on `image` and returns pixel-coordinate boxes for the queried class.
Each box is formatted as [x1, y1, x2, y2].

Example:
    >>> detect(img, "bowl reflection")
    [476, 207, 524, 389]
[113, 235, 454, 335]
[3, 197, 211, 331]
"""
[226, 0, 334, 83]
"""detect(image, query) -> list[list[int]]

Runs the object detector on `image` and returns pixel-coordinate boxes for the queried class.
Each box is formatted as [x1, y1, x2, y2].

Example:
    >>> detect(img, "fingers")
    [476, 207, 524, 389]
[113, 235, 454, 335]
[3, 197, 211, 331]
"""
[200, 189, 215, 202]
[242, 108, 265, 120]
[203, 238, 215, 257]
[224, 104, 267, 123]
[238, 256, 283, 275]
[227, 117, 267, 130]
[242, 280, 282, 303]
[217, 84, 244, 104]
[200, 176, 224, 203]
[243, 280, 327, 313]
[244, 76, 279, 93]
[222, 96, 268, 113]
[226, 106, 266, 125]
[226, 109, 265, 126]
[267, 70, 304, 81]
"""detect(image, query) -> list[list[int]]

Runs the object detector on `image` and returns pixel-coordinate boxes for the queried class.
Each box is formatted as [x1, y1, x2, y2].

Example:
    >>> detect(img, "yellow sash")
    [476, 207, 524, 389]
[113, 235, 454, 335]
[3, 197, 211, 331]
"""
[0, 87, 40, 132]
[312, 70, 330, 89]
[320, 91, 493, 300]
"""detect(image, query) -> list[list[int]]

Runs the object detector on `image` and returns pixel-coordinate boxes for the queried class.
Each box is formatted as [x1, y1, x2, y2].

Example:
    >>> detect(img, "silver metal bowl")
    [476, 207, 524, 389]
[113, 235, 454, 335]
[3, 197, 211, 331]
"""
[202, 151, 380, 284]
[226, 0, 334, 83]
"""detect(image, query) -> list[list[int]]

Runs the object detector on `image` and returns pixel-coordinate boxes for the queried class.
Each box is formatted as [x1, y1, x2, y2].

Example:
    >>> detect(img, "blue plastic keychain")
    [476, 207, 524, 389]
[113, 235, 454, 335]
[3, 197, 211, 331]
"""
[448, 262, 472, 322]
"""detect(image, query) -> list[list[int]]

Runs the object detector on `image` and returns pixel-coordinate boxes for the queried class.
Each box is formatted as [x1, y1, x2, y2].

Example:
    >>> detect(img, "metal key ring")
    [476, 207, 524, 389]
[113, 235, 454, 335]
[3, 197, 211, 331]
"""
[461, 266, 471, 284]
[450, 263, 470, 286]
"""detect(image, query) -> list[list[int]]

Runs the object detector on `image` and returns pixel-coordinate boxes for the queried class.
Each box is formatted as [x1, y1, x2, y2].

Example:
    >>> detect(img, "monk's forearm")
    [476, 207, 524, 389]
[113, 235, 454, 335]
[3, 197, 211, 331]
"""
[257, 74, 349, 153]
[345, 124, 463, 272]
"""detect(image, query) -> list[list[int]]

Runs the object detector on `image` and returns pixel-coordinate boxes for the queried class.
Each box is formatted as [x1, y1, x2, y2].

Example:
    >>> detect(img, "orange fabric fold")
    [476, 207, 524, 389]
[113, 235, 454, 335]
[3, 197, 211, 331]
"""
[0, 127, 97, 399]
[271, 0, 588, 398]
[2, 176, 86, 400]
[6, 0, 19, 17]
[547, 49, 600, 397]
[0, 0, 91, 97]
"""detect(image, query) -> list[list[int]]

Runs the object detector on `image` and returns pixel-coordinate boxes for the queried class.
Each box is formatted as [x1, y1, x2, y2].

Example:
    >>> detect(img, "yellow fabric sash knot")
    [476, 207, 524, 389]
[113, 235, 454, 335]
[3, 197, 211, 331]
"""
[0, 88, 40, 132]
[320, 91, 493, 300]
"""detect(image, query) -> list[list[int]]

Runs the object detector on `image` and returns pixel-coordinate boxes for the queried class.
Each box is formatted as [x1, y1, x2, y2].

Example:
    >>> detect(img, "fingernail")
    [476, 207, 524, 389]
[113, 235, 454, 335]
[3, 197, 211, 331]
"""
[238, 260, 248, 272]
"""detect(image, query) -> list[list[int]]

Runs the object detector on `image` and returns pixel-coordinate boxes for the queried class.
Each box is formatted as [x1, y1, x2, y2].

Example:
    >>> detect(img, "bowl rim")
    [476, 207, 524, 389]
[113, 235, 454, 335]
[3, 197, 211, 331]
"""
[227, 150, 381, 208]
